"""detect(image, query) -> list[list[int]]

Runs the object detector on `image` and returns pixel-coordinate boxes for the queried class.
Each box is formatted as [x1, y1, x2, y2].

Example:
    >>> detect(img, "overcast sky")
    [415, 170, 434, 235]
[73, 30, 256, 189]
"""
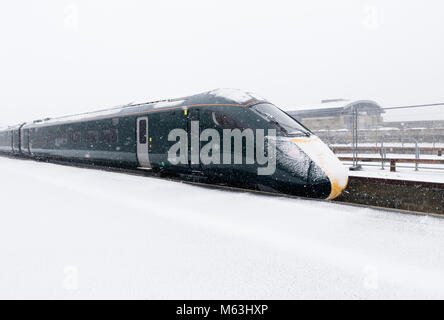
[1, 0, 443, 126]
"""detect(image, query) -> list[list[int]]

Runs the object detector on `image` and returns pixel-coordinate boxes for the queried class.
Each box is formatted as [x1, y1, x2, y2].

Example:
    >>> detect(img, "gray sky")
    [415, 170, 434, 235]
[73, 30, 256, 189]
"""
[1, 0, 443, 126]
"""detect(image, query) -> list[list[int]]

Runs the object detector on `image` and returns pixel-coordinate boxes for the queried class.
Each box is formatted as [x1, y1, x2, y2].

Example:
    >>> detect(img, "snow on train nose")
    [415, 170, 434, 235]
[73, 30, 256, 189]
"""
[291, 136, 349, 200]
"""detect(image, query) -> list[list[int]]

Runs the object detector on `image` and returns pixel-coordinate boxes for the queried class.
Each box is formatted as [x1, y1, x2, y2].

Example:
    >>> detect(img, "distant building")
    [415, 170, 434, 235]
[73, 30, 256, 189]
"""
[288, 100, 444, 145]
[382, 105, 444, 129]
[288, 99, 384, 130]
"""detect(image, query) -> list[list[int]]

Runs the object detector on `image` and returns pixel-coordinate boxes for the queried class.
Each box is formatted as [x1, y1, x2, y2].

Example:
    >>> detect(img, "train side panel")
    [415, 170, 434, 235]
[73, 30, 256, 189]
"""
[0, 130, 13, 153]
[28, 116, 139, 167]
[147, 109, 189, 172]
[12, 129, 20, 153]
[20, 127, 31, 156]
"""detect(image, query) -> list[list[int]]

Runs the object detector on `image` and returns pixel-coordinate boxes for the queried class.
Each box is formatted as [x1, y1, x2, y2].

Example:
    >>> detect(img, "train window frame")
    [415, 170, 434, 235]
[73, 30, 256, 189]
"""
[70, 130, 82, 144]
[86, 130, 99, 144]
[251, 103, 311, 137]
[55, 127, 68, 147]
[139, 119, 147, 144]
[103, 128, 118, 144]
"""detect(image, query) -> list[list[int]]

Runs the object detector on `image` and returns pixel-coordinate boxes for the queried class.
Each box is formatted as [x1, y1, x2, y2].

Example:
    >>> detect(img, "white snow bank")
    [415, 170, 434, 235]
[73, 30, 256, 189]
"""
[1, 157, 444, 299]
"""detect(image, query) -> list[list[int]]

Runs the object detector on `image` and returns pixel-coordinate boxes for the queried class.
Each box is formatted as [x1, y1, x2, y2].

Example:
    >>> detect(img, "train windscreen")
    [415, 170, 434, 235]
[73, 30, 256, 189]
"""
[251, 103, 310, 137]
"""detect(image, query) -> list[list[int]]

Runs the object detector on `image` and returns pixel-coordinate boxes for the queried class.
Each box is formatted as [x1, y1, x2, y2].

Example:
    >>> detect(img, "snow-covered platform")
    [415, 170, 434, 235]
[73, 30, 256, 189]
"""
[346, 166, 444, 185]
[1, 156, 444, 299]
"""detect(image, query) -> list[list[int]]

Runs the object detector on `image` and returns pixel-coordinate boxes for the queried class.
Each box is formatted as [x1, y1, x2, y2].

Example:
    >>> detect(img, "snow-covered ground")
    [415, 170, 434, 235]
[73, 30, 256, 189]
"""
[332, 143, 444, 148]
[341, 160, 444, 184]
[1, 156, 444, 299]
[339, 153, 444, 161]
[337, 150, 444, 183]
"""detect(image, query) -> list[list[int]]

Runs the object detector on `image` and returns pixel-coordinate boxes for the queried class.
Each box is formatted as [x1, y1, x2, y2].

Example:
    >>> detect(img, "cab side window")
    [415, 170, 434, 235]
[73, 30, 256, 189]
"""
[205, 110, 244, 130]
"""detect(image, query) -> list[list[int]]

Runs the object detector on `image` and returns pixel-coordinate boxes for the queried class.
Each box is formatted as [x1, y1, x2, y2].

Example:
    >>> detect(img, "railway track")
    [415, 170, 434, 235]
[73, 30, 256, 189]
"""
[1, 153, 442, 218]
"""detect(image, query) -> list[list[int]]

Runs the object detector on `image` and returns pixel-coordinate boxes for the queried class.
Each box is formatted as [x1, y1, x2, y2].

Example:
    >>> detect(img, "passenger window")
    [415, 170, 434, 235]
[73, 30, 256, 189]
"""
[103, 128, 118, 144]
[70, 131, 82, 143]
[86, 130, 98, 144]
[139, 120, 147, 144]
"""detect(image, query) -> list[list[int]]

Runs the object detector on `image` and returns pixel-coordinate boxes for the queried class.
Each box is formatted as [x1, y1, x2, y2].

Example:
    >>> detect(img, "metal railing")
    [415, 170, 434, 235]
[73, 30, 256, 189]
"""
[331, 135, 444, 172]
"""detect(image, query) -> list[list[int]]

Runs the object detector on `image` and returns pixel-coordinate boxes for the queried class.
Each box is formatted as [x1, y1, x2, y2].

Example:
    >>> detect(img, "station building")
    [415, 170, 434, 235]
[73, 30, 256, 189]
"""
[288, 99, 384, 131]
[288, 99, 444, 145]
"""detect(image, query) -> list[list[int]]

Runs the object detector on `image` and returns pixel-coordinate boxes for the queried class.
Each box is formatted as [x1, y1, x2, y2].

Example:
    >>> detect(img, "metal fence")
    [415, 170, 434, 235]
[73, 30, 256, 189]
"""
[318, 103, 444, 172]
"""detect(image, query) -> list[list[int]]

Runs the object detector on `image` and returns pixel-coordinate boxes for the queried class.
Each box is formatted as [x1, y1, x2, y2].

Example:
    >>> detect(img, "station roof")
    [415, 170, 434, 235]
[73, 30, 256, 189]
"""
[288, 99, 383, 119]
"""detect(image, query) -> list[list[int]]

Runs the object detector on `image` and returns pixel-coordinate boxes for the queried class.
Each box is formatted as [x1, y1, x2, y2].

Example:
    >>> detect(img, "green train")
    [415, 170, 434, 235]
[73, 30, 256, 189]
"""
[0, 89, 348, 199]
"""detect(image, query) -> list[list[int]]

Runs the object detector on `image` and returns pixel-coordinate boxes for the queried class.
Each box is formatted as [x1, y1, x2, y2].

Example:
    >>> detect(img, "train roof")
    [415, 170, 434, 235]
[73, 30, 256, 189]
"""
[0, 123, 25, 132]
[24, 89, 268, 129]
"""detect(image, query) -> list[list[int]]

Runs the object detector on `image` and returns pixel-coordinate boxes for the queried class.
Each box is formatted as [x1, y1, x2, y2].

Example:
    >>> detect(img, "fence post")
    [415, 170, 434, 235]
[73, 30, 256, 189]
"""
[401, 125, 404, 147]
[415, 140, 419, 171]
[353, 107, 358, 167]
[350, 105, 362, 171]
[380, 139, 385, 170]
[390, 159, 396, 172]
[433, 125, 436, 148]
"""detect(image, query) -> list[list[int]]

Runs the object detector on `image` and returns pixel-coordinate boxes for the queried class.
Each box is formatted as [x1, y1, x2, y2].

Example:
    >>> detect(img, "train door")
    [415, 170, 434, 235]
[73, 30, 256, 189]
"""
[12, 129, 19, 153]
[136, 116, 151, 168]
[9, 131, 13, 152]
[22, 129, 30, 155]
[187, 108, 201, 171]
[11, 130, 15, 153]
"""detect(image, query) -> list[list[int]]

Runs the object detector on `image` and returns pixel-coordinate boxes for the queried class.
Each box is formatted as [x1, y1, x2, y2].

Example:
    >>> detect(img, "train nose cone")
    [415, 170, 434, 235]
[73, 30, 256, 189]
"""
[291, 136, 349, 200]
[304, 161, 332, 199]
